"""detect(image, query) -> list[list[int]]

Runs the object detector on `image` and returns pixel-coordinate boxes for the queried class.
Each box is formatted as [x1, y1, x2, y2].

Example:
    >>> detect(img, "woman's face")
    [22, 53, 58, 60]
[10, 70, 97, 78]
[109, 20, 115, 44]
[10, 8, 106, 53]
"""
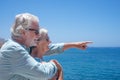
[37, 35, 51, 54]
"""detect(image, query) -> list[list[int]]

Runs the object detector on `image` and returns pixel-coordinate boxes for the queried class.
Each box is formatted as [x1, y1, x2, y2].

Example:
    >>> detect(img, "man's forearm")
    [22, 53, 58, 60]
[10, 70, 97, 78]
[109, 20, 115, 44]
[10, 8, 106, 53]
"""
[50, 60, 63, 80]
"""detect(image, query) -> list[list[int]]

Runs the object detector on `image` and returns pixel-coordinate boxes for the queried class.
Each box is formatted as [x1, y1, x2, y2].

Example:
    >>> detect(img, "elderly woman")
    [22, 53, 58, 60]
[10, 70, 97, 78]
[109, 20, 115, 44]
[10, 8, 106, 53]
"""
[29, 28, 92, 80]
[30, 28, 92, 61]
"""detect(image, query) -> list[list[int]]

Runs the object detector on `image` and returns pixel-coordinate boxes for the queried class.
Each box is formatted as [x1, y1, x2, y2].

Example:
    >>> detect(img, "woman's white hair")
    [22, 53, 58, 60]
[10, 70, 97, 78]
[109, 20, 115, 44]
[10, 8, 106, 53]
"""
[39, 28, 48, 38]
[10, 13, 39, 38]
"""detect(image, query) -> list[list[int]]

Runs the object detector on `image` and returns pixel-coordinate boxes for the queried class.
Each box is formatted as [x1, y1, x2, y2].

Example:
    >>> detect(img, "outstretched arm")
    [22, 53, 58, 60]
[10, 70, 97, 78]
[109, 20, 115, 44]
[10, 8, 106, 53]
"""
[63, 41, 93, 50]
[45, 41, 93, 55]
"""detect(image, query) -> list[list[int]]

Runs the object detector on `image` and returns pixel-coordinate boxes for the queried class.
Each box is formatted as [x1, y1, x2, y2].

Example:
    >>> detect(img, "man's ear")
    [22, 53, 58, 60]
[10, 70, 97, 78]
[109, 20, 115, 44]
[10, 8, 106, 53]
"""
[20, 29, 26, 35]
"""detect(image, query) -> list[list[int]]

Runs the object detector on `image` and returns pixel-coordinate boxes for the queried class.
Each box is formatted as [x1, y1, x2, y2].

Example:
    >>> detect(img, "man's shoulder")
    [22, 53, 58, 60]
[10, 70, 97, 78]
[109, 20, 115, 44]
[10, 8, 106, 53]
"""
[1, 39, 23, 50]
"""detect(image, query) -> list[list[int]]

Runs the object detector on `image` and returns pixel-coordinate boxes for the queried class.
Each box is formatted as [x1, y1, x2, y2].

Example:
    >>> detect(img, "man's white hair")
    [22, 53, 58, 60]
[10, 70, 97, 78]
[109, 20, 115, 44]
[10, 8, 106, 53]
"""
[11, 13, 39, 38]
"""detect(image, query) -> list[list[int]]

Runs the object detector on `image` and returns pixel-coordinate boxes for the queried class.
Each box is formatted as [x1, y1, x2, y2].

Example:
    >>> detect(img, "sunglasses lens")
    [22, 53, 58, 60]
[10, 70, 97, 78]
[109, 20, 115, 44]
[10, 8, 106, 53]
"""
[26, 28, 39, 35]
[35, 30, 39, 35]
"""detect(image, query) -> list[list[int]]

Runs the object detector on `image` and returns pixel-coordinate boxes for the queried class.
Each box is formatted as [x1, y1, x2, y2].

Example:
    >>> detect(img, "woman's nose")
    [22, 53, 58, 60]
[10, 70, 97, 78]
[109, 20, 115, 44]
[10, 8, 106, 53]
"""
[49, 40, 51, 43]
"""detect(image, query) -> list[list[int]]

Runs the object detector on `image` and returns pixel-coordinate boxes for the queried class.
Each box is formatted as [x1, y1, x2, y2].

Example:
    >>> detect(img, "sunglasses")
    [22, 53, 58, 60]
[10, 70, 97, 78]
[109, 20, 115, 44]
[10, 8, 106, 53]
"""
[26, 28, 39, 35]
[46, 37, 50, 42]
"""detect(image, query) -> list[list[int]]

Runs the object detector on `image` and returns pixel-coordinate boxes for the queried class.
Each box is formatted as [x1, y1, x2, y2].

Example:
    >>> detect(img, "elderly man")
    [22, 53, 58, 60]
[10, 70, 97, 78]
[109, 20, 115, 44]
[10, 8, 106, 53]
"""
[0, 13, 63, 80]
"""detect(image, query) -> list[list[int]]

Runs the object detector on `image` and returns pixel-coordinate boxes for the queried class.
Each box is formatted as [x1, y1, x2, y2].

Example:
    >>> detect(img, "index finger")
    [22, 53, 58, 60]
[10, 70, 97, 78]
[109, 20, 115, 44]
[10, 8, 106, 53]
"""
[85, 41, 93, 44]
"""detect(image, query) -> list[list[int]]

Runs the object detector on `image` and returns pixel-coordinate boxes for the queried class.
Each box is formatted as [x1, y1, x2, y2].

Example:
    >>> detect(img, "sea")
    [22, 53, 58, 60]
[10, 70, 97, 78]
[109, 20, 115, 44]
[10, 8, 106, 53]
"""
[44, 47, 120, 80]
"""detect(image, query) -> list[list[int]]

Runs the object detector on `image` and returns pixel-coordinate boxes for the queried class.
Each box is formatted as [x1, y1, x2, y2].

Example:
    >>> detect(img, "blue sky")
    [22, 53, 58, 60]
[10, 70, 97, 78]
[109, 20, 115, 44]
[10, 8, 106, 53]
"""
[0, 0, 120, 47]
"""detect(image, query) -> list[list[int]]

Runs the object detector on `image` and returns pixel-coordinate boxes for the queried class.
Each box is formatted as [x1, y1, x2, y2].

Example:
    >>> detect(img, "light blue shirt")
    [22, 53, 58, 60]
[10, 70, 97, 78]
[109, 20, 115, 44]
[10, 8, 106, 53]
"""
[45, 43, 64, 55]
[0, 39, 57, 80]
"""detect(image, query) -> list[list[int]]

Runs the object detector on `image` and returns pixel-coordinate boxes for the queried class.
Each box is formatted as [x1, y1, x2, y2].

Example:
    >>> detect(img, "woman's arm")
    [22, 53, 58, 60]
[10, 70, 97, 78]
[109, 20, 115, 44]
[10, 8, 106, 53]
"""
[45, 41, 92, 56]
[63, 41, 93, 50]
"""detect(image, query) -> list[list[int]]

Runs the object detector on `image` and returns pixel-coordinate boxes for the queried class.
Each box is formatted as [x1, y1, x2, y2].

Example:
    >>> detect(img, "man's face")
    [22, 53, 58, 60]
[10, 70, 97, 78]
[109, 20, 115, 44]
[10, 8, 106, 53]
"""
[25, 21, 39, 47]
